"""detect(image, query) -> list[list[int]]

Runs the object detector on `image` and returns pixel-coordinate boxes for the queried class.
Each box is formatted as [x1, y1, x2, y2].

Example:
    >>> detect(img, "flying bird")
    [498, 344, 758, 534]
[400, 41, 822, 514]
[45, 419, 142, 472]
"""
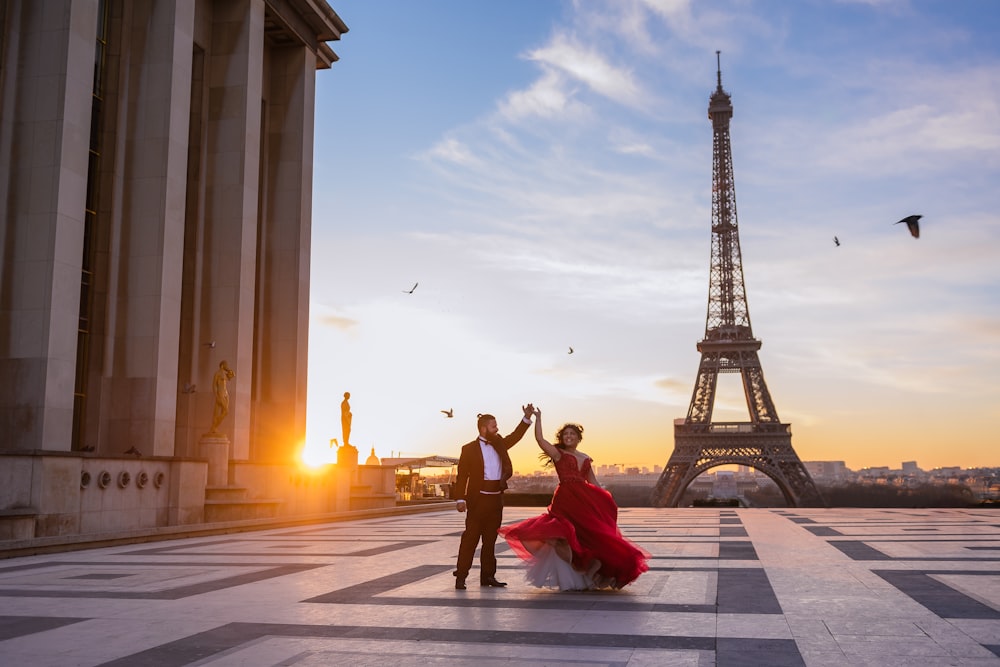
[833, 236, 840, 247]
[568, 346, 574, 354]
[895, 215, 921, 239]
[402, 282, 418, 294]
[124, 446, 142, 457]
[203, 341, 216, 348]
[441, 408, 453, 418]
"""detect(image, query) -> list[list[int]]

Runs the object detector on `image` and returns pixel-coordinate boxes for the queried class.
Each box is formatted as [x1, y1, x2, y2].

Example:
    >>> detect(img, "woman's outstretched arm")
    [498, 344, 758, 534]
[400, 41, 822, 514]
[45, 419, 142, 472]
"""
[533, 407, 562, 462]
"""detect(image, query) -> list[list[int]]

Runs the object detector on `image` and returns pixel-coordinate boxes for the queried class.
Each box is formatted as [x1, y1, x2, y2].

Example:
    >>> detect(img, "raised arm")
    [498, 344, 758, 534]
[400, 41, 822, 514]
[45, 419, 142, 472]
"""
[533, 408, 562, 462]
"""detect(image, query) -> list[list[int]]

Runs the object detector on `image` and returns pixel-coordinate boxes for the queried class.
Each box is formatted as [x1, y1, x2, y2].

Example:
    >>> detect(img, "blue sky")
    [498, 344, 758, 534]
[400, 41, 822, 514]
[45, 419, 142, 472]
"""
[304, 0, 1000, 475]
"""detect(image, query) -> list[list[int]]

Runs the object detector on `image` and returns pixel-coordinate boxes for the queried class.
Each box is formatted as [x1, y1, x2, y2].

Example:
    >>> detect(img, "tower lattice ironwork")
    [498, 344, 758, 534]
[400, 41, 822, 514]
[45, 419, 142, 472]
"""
[651, 54, 824, 508]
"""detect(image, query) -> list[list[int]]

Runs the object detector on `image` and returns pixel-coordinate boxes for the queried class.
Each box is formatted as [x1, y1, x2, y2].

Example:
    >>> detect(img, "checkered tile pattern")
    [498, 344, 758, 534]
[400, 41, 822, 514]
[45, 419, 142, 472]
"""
[0, 508, 998, 665]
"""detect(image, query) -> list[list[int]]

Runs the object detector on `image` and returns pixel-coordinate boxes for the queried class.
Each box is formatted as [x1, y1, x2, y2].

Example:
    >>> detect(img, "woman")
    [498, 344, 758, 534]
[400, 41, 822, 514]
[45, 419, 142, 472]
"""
[498, 407, 649, 590]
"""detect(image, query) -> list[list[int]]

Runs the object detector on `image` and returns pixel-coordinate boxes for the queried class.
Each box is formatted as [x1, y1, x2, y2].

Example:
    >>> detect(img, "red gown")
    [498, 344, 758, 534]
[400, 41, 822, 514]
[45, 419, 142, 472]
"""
[499, 454, 650, 589]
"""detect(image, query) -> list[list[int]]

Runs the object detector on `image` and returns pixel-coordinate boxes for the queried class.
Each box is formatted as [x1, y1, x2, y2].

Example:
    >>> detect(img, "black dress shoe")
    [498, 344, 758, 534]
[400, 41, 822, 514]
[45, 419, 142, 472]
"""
[480, 577, 507, 587]
[455, 578, 467, 590]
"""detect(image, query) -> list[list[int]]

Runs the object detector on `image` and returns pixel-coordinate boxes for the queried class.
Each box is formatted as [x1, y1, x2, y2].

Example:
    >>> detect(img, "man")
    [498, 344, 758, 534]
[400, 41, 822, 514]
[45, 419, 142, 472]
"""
[452, 404, 534, 590]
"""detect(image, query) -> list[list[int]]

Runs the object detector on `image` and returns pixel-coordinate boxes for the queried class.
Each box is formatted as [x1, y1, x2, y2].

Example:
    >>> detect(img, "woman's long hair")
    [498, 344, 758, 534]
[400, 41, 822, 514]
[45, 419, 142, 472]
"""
[537, 423, 584, 468]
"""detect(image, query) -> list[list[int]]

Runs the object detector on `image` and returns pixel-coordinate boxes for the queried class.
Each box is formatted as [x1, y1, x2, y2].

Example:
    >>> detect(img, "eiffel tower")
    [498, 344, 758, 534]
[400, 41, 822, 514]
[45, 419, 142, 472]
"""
[651, 53, 824, 508]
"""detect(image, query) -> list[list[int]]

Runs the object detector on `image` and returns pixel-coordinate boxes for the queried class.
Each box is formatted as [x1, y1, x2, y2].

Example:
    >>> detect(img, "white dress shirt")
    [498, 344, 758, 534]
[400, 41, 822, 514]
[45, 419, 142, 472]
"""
[480, 438, 502, 493]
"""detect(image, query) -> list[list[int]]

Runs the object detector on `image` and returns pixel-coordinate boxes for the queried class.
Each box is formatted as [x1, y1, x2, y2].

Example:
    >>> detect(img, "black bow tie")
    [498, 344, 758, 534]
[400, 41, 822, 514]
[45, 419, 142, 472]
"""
[479, 439, 493, 448]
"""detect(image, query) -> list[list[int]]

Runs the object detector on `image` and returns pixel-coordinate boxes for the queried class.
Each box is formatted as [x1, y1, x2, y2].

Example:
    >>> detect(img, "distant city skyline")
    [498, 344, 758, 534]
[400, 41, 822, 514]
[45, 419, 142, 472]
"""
[304, 1, 1000, 474]
[518, 459, 1000, 479]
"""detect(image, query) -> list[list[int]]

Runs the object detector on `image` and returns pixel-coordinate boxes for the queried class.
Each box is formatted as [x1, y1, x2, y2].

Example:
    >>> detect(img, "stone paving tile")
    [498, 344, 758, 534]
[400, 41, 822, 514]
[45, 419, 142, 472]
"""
[0, 508, 999, 665]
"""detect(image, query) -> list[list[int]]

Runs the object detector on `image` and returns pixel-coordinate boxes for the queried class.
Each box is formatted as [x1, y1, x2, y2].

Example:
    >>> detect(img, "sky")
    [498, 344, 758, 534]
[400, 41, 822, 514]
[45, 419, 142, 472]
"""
[303, 0, 1000, 476]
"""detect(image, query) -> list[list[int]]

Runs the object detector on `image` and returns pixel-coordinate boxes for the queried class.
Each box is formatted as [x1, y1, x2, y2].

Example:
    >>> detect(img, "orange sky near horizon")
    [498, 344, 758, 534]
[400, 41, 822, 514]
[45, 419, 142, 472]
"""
[302, 1, 1000, 478]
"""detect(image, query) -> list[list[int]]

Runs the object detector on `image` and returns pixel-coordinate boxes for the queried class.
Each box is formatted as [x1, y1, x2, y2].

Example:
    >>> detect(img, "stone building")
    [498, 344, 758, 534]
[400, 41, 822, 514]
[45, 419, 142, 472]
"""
[0, 0, 386, 544]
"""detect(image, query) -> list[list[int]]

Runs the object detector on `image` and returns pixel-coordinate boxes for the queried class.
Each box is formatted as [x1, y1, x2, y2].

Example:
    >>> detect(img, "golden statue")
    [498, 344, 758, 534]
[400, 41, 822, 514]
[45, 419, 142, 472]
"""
[210, 360, 235, 434]
[341, 391, 352, 446]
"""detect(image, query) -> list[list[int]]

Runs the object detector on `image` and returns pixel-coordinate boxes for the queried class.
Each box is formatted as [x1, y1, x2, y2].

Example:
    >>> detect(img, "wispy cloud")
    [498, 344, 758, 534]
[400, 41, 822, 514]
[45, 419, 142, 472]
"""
[639, 0, 693, 22]
[498, 69, 586, 122]
[524, 33, 648, 110]
[815, 65, 1000, 171]
[654, 376, 690, 394]
[425, 137, 480, 166]
[317, 313, 359, 331]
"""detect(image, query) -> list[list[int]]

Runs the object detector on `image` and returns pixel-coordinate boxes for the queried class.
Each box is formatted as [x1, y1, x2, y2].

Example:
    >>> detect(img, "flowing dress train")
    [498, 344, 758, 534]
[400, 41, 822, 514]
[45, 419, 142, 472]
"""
[498, 454, 649, 590]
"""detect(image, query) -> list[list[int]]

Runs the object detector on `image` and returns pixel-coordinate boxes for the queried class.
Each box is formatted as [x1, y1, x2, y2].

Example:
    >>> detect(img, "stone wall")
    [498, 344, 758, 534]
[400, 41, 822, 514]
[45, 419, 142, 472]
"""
[0, 453, 210, 539]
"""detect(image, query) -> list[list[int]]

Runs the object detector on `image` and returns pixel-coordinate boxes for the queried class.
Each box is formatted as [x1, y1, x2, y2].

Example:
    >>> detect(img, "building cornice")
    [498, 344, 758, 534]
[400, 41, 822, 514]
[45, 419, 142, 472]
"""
[264, 0, 349, 69]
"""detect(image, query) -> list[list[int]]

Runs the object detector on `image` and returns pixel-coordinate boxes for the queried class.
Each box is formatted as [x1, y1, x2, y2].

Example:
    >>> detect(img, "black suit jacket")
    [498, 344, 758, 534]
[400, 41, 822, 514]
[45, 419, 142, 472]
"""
[451, 418, 530, 502]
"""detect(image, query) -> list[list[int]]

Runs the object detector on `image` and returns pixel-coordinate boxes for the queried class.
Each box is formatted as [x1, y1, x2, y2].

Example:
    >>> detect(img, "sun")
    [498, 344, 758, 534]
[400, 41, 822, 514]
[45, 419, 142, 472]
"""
[300, 440, 336, 469]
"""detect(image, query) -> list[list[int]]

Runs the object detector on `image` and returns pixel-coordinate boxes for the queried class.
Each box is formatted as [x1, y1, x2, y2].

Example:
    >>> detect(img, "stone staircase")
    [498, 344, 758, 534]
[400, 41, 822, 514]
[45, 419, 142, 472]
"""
[204, 486, 283, 522]
[349, 482, 396, 511]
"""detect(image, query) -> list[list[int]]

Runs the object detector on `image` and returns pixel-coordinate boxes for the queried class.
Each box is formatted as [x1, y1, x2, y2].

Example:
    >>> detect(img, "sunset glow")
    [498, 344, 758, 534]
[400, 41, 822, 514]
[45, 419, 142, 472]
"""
[305, 1, 1000, 475]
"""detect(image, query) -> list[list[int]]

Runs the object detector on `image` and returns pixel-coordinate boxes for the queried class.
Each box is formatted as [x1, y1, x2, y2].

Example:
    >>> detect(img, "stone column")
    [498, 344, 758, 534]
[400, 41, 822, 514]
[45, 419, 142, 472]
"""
[251, 43, 315, 462]
[200, 0, 265, 462]
[0, 0, 98, 451]
[99, 0, 195, 456]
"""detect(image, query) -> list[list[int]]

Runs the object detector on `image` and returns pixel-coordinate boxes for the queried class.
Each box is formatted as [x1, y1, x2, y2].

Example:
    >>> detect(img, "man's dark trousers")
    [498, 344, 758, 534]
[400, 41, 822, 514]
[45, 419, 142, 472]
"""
[455, 493, 503, 582]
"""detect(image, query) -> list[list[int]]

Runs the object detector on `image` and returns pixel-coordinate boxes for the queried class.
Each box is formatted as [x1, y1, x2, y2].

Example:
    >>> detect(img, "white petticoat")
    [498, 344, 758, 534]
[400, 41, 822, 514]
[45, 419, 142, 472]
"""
[522, 542, 594, 591]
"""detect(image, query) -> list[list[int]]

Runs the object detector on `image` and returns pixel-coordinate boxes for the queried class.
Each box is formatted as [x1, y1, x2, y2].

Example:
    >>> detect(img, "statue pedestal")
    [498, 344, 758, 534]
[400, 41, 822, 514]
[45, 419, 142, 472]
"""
[337, 444, 358, 467]
[199, 434, 230, 486]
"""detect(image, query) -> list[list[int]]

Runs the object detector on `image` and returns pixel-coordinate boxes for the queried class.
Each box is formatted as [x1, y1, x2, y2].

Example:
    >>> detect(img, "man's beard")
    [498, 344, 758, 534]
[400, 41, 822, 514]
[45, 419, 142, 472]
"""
[484, 432, 503, 446]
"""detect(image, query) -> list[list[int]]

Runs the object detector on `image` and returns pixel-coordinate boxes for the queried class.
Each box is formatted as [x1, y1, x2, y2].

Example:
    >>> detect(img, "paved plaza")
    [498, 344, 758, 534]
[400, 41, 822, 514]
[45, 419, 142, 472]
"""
[0, 507, 999, 666]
